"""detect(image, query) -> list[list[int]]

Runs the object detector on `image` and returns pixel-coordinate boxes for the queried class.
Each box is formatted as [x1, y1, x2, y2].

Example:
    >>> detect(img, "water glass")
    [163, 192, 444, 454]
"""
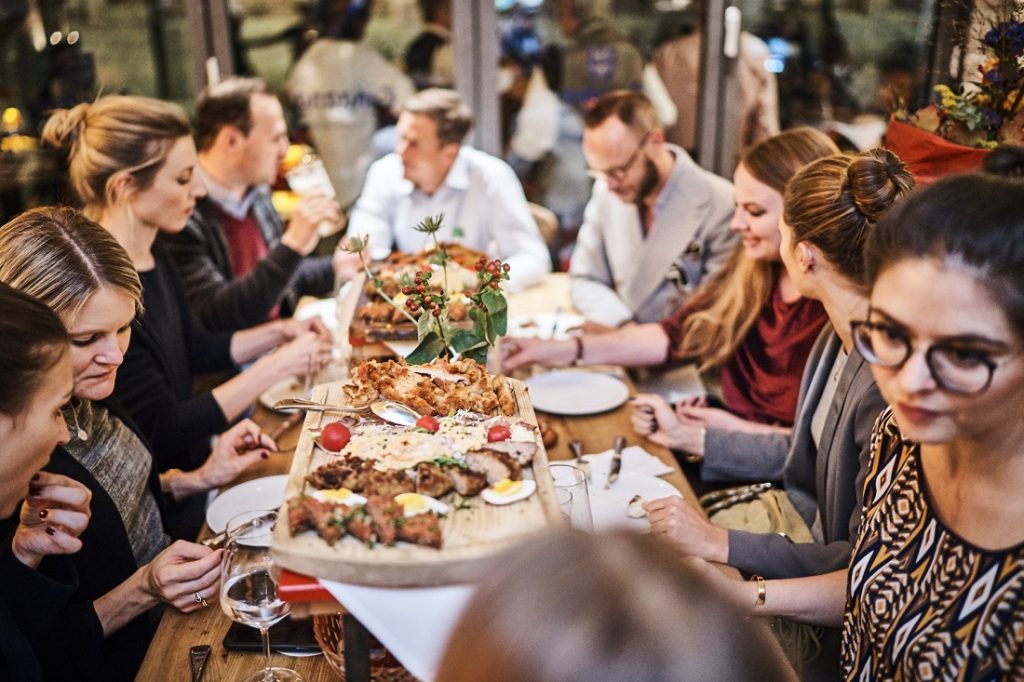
[549, 463, 594, 531]
[220, 509, 302, 682]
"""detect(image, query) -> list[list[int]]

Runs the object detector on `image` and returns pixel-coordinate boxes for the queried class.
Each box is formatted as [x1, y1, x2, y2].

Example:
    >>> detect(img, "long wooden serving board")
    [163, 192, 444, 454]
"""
[272, 379, 562, 587]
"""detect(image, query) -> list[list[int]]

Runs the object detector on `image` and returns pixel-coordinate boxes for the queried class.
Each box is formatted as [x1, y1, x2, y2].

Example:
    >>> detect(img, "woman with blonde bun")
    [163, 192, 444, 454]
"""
[43, 97, 333, 473]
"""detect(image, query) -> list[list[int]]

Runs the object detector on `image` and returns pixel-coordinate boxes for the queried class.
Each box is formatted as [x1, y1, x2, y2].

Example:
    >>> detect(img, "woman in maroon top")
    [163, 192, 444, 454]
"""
[504, 127, 835, 433]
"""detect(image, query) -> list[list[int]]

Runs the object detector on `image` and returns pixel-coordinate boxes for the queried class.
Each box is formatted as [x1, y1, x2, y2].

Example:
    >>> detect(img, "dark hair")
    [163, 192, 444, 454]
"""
[436, 529, 793, 682]
[981, 145, 1024, 178]
[582, 90, 659, 137]
[865, 173, 1024, 341]
[784, 148, 915, 290]
[417, 0, 447, 22]
[194, 77, 272, 152]
[403, 88, 473, 146]
[0, 283, 69, 416]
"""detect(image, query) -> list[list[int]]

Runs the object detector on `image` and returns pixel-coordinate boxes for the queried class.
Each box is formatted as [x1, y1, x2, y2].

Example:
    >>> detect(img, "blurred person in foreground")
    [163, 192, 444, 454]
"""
[436, 528, 796, 682]
[569, 90, 737, 327]
[160, 77, 343, 332]
[343, 88, 551, 292]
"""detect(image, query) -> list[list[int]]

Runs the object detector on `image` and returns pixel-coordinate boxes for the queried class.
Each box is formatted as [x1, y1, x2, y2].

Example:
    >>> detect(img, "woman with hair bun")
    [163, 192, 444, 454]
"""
[0, 283, 92, 681]
[698, 172, 1024, 680]
[42, 97, 333, 473]
[633, 149, 914, 676]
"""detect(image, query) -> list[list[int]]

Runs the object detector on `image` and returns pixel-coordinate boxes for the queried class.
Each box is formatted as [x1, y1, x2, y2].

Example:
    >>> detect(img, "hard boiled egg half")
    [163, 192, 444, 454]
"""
[394, 492, 449, 517]
[481, 478, 537, 506]
[313, 488, 367, 506]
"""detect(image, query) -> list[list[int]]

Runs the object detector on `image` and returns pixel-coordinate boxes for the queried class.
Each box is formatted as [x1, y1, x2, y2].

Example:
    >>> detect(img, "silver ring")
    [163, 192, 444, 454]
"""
[194, 592, 209, 607]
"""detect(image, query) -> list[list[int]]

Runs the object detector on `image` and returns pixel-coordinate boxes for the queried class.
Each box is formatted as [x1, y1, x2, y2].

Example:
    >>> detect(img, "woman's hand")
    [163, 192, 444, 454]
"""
[268, 330, 334, 380]
[196, 420, 276, 491]
[12, 472, 92, 569]
[629, 394, 704, 453]
[501, 336, 576, 371]
[280, 195, 341, 256]
[275, 316, 331, 344]
[142, 541, 223, 613]
[645, 496, 729, 563]
[676, 405, 744, 430]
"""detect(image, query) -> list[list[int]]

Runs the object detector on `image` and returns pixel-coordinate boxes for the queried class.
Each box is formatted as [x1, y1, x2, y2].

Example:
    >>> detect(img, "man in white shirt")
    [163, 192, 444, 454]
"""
[569, 90, 737, 327]
[345, 89, 551, 292]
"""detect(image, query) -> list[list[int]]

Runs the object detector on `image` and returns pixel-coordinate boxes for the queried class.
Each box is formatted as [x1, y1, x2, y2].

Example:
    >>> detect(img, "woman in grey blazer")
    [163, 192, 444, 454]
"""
[632, 149, 914, 579]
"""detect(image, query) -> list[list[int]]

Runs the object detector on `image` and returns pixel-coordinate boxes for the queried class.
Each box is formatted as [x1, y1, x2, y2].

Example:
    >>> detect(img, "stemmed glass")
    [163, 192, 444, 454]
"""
[220, 509, 303, 682]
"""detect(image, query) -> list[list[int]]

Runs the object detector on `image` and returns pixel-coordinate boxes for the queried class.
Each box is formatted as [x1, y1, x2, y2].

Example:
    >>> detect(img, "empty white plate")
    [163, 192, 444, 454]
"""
[525, 370, 630, 416]
[206, 475, 289, 533]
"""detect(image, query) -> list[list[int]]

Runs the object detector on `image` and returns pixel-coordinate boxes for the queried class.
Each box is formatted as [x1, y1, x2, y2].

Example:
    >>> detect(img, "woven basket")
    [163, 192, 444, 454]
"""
[312, 614, 420, 681]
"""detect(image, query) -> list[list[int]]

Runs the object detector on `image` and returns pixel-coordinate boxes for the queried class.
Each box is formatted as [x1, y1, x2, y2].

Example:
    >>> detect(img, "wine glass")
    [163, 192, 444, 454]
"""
[220, 509, 303, 682]
[285, 154, 340, 237]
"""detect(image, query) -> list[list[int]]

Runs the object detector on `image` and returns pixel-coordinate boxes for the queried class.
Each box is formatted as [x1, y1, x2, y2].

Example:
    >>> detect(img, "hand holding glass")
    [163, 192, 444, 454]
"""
[220, 509, 303, 682]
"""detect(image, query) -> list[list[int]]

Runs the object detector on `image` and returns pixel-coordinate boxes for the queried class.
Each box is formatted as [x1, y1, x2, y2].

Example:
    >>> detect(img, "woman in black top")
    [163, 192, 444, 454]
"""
[42, 96, 334, 472]
[0, 284, 92, 681]
[0, 207, 278, 680]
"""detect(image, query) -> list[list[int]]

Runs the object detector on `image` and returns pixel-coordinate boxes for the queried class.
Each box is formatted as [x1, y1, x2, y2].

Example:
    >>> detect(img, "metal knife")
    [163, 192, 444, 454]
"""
[189, 644, 211, 682]
[605, 436, 626, 489]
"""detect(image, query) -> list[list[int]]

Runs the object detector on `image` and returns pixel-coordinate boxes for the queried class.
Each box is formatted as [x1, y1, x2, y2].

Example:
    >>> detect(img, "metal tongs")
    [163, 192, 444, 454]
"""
[272, 397, 371, 413]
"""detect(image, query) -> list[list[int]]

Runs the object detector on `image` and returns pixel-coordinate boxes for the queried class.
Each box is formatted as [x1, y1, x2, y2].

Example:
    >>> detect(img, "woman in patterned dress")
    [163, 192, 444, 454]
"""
[696, 173, 1024, 680]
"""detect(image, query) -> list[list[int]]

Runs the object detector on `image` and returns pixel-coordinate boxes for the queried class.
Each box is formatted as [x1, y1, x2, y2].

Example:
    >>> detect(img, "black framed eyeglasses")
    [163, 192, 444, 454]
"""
[850, 318, 1006, 396]
[586, 131, 651, 182]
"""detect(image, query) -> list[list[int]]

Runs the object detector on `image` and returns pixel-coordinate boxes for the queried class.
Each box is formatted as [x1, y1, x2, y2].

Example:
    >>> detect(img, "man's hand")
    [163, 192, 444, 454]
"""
[281, 195, 341, 256]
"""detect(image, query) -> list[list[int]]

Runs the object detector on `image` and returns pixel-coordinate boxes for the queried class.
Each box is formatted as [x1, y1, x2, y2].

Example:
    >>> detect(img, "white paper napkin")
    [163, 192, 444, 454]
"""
[317, 579, 473, 682]
[583, 445, 674, 480]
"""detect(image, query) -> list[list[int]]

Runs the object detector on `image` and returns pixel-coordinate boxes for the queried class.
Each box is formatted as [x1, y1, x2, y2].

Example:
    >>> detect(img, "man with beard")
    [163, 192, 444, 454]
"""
[569, 90, 737, 327]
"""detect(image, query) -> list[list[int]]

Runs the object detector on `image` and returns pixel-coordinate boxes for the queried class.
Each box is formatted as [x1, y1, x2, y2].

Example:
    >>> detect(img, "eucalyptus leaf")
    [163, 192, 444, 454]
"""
[450, 328, 487, 353]
[407, 332, 447, 364]
[416, 308, 434, 339]
[461, 345, 489, 364]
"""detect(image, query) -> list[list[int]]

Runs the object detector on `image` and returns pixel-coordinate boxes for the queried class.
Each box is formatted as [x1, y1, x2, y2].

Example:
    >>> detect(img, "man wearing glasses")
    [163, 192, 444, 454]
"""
[568, 90, 737, 328]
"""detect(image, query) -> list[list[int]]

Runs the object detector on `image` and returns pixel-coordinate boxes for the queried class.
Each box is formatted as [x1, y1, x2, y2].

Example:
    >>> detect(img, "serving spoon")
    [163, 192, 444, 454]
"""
[289, 398, 421, 428]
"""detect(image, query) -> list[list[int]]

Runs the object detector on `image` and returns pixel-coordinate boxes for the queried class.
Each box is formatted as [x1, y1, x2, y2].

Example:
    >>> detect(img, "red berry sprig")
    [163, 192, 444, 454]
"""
[402, 269, 446, 317]
[469, 256, 511, 307]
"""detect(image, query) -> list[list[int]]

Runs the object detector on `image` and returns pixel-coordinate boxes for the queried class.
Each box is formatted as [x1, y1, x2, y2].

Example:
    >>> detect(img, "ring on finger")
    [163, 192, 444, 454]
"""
[194, 591, 209, 608]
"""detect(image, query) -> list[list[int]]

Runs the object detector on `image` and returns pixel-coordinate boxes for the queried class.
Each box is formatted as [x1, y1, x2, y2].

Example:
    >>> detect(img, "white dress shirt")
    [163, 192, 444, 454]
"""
[348, 146, 551, 292]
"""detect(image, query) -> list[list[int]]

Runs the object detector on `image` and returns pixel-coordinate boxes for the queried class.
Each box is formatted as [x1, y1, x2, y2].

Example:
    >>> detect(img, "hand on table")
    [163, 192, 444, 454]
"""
[629, 394, 704, 454]
[12, 471, 92, 569]
[143, 541, 223, 613]
[281, 195, 341, 256]
[276, 316, 331, 344]
[267, 330, 334, 380]
[645, 496, 728, 563]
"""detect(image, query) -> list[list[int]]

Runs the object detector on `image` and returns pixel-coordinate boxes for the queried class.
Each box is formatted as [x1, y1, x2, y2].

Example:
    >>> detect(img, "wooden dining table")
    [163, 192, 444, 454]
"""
[134, 275, 730, 681]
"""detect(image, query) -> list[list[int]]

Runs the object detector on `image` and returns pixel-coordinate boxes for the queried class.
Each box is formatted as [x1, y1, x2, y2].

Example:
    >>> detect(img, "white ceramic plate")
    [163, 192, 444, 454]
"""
[524, 370, 630, 416]
[507, 313, 586, 340]
[206, 475, 289, 533]
[295, 298, 339, 332]
[259, 376, 305, 411]
[588, 471, 682, 532]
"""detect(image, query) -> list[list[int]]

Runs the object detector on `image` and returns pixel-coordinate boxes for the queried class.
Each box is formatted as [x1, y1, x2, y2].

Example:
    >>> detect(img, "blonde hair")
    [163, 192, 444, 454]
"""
[784, 149, 914, 292]
[0, 207, 142, 324]
[674, 127, 839, 369]
[42, 96, 191, 212]
[436, 529, 794, 682]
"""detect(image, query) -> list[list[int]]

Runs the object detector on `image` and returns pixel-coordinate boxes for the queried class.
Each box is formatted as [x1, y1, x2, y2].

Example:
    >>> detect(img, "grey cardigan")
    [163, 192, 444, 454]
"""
[703, 326, 887, 578]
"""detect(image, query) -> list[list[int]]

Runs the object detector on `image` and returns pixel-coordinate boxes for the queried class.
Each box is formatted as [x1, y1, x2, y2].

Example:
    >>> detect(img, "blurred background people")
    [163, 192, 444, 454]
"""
[288, 0, 415, 207]
[404, 0, 453, 90]
[436, 529, 796, 682]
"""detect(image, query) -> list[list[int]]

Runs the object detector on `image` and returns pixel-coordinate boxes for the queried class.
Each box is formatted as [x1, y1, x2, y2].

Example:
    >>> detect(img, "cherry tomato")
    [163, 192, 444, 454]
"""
[416, 415, 440, 433]
[487, 424, 512, 442]
[320, 422, 351, 451]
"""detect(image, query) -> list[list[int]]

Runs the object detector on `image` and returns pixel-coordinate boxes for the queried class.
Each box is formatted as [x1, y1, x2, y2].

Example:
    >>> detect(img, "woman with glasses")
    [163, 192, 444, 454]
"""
[633, 149, 913, 677]
[697, 172, 1024, 679]
[505, 128, 835, 439]
[42, 97, 333, 476]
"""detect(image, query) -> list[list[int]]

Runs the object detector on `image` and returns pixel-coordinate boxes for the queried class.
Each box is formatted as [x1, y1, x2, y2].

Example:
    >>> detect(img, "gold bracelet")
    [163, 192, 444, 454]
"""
[751, 574, 766, 607]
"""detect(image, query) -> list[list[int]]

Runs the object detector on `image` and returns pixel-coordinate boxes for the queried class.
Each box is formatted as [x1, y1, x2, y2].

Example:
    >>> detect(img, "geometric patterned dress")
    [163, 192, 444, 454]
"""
[841, 409, 1024, 681]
